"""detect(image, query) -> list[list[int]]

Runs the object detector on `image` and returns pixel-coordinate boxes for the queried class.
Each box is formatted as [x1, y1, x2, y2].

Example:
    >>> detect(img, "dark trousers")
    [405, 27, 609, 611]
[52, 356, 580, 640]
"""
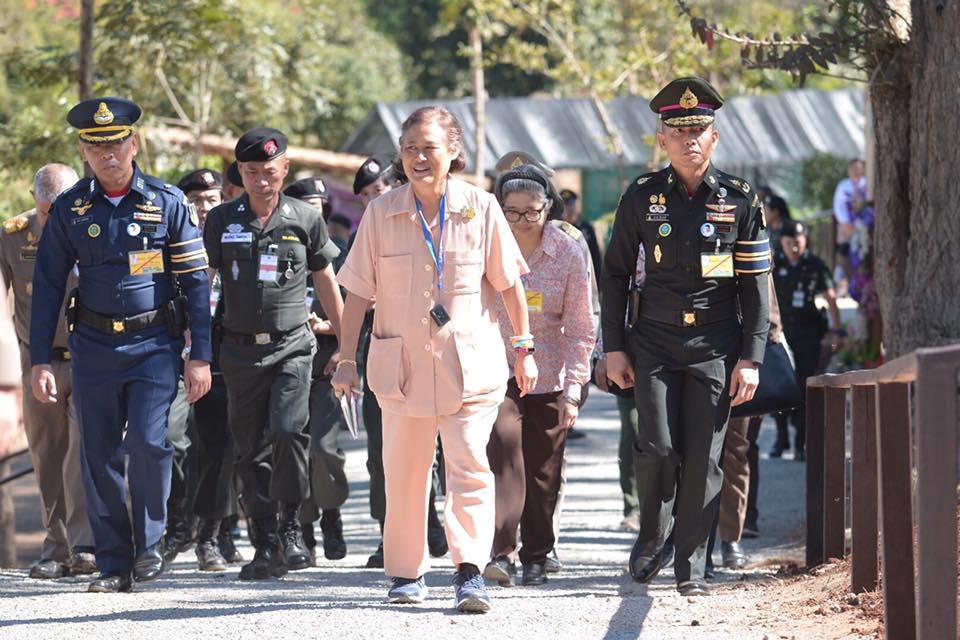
[778, 330, 825, 452]
[629, 318, 739, 583]
[191, 375, 237, 521]
[301, 341, 349, 522]
[617, 395, 639, 518]
[746, 416, 761, 528]
[166, 381, 194, 530]
[220, 325, 314, 519]
[70, 324, 181, 572]
[487, 379, 567, 565]
[359, 314, 386, 523]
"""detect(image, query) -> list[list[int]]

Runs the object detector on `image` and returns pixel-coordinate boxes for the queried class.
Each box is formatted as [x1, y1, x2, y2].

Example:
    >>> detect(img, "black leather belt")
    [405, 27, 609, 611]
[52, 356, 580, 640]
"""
[52, 348, 72, 361]
[77, 304, 166, 335]
[224, 326, 301, 346]
[639, 303, 737, 328]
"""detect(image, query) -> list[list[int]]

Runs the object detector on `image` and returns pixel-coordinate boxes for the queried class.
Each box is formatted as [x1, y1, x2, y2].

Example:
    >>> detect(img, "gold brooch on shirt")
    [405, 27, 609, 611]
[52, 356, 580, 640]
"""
[462, 206, 476, 221]
[654, 244, 662, 264]
[71, 201, 92, 216]
[136, 202, 163, 213]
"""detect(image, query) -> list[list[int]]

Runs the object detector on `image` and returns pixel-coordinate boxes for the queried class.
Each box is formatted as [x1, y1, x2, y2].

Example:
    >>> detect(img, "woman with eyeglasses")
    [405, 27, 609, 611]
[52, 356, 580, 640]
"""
[483, 165, 596, 587]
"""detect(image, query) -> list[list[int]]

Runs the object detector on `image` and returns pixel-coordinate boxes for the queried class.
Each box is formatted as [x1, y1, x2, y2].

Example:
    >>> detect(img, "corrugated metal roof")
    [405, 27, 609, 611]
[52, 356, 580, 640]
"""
[341, 88, 865, 175]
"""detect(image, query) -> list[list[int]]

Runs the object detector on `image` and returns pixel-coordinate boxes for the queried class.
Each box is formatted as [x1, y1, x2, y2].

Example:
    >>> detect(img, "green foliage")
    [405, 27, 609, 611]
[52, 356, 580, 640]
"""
[801, 151, 849, 210]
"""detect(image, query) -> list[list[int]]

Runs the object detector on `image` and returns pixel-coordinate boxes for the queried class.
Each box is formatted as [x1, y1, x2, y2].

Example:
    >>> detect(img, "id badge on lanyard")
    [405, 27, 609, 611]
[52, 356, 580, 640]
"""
[416, 194, 450, 327]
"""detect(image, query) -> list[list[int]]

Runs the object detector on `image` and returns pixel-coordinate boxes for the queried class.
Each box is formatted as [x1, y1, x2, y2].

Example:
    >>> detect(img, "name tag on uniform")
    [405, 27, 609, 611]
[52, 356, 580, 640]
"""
[792, 289, 806, 308]
[129, 249, 165, 275]
[700, 252, 734, 278]
[526, 290, 543, 314]
[222, 231, 253, 243]
[258, 254, 278, 281]
[20, 247, 37, 262]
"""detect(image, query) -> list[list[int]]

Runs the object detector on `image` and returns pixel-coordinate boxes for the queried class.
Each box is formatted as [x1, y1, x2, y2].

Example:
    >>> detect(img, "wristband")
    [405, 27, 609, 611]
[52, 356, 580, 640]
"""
[335, 359, 358, 372]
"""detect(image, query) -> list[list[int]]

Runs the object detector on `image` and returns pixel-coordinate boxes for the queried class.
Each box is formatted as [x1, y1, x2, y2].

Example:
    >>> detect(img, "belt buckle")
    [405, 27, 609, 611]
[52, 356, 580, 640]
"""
[254, 332, 271, 345]
[112, 318, 125, 333]
[682, 311, 696, 327]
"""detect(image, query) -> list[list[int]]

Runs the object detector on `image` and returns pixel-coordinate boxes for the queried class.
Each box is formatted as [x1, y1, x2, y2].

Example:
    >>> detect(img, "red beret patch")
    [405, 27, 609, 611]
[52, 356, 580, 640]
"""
[264, 139, 278, 156]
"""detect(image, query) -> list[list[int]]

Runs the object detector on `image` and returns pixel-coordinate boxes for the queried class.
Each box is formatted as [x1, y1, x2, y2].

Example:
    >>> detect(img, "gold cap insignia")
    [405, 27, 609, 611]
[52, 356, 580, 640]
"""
[679, 87, 699, 110]
[94, 102, 115, 125]
[683, 312, 696, 326]
[510, 157, 524, 169]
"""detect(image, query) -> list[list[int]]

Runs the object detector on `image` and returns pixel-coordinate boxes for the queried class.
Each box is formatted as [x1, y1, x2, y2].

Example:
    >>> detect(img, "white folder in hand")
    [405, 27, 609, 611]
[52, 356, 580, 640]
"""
[339, 392, 362, 439]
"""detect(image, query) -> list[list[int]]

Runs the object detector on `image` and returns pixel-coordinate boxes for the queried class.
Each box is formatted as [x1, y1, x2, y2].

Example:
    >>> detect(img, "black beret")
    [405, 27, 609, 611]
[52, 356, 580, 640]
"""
[493, 151, 555, 177]
[67, 97, 141, 144]
[328, 213, 352, 228]
[226, 161, 243, 187]
[780, 220, 807, 238]
[649, 76, 724, 128]
[235, 127, 287, 162]
[283, 176, 329, 202]
[353, 154, 396, 194]
[177, 169, 223, 194]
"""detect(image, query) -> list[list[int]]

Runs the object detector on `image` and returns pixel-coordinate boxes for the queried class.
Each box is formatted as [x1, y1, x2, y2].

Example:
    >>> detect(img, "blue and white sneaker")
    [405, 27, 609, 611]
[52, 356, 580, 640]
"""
[387, 576, 427, 604]
[453, 566, 491, 613]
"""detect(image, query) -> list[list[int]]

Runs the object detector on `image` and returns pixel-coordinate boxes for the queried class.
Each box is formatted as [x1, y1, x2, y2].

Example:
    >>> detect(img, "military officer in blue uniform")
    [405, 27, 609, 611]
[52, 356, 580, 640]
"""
[29, 97, 213, 593]
[602, 78, 770, 596]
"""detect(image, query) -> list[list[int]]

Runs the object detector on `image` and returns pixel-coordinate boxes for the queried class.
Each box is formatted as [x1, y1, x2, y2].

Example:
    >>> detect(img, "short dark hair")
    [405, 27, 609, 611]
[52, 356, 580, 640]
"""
[399, 106, 467, 173]
[763, 194, 791, 220]
[328, 213, 351, 228]
[848, 158, 864, 167]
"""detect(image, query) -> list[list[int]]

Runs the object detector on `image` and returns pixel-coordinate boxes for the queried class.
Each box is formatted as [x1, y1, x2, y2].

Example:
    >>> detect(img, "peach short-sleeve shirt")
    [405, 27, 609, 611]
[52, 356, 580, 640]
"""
[338, 178, 529, 418]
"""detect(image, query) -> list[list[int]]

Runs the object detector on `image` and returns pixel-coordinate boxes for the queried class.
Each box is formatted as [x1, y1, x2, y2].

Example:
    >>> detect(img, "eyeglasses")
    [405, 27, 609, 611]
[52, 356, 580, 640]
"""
[503, 203, 547, 222]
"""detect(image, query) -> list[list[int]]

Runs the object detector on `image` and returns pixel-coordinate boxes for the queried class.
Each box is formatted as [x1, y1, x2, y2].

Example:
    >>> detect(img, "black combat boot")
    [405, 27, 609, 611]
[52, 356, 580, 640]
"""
[195, 519, 228, 572]
[278, 503, 312, 571]
[238, 516, 287, 581]
[218, 518, 244, 564]
[320, 509, 347, 561]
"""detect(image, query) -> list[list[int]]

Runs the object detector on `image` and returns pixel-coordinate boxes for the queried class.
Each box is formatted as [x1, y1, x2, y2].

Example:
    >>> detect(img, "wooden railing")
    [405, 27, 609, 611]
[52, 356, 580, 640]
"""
[806, 344, 960, 640]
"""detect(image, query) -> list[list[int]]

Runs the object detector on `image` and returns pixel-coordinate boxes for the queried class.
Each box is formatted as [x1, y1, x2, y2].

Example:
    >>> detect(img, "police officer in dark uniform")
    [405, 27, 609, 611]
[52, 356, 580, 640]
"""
[173, 168, 244, 570]
[773, 220, 841, 460]
[284, 176, 349, 563]
[601, 78, 770, 596]
[30, 97, 213, 593]
[203, 128, 344, 580]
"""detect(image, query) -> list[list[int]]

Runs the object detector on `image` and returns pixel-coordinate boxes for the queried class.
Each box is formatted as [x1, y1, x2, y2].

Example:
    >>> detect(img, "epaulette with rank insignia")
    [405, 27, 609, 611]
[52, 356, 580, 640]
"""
[558, 220, 582, 240]
[716, 170, 752, 196]
[3, 215, 29, 235]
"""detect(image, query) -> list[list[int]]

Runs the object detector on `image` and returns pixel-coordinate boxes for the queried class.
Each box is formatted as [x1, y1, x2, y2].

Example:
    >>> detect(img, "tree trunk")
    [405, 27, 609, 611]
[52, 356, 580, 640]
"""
[79, 0, 94, 100]
[469, 24, 485, 183]
[873, 0, 960, 357]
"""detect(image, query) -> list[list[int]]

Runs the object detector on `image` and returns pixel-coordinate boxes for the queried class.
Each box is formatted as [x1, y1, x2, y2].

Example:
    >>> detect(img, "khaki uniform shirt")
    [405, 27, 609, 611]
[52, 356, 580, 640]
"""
[338, 179, 528, 418]
[0, 210, 75, 358]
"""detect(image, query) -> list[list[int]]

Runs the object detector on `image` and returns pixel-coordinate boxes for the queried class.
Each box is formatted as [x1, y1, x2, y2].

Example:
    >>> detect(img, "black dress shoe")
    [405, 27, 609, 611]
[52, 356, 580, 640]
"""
[29, 559, 67, 579]
[677, 580, 711, 596]
[366, 540, 385, 568]
[482, 555, 516, 587]
[544, 548, 562, 574]
[521, 562, 548, 586]
[769, 445, 786, 458]
[794, 448, 806, 462]
[721, 541, 749, 569]
[741, 522, 760, 539]
[629, 538, 673, 583]
[133, 545, 165, 583]
[320, 509, 348, 561]
[88, 571, 133, 593]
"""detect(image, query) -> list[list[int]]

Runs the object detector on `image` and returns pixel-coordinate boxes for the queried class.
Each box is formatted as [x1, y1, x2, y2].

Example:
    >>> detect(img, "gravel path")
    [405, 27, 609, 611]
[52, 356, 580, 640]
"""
[0, 391, 817, 639]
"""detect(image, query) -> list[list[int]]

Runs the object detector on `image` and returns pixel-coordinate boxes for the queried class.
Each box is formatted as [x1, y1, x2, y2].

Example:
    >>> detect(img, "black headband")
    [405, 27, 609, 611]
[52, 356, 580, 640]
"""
[499, 167, 549, 192]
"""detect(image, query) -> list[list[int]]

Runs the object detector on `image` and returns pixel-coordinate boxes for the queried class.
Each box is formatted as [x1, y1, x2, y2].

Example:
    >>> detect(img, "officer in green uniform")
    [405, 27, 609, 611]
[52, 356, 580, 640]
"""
[203, 128, 344, 580]
[601, 77, 770, 596]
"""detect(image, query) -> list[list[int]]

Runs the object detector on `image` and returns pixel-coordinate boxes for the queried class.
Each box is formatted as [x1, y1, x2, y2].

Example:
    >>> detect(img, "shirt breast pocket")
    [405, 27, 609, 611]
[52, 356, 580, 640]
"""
[444, 250, 482, 294]
[378, 254, 412, 297]
[69, 224, 104, 266]
[280, 241, 307, 279]
[644, 236, 676, 271]
[223, 243, 255, 283]
[123, 224, 167, 252]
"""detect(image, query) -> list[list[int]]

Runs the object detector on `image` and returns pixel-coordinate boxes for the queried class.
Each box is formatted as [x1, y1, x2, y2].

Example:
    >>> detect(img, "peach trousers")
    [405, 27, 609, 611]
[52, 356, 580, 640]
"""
[382, 394, 501, 579]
